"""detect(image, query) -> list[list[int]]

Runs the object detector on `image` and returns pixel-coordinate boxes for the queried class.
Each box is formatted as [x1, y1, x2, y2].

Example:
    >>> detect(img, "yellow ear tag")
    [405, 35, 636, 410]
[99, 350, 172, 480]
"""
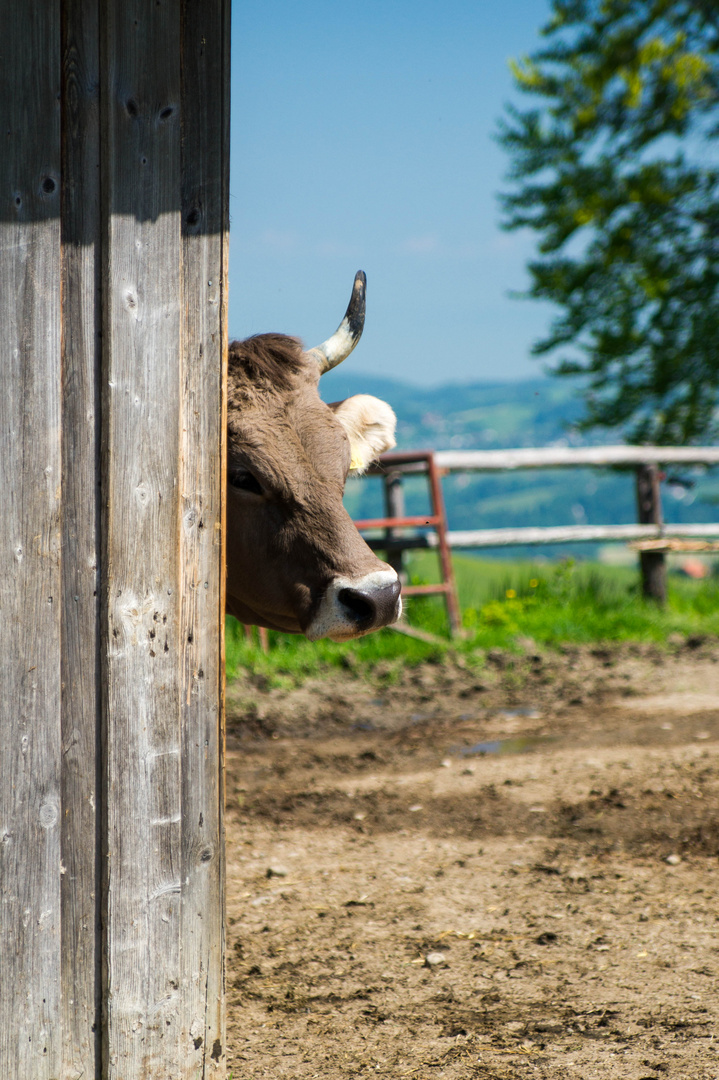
[350, 454, 363, 471]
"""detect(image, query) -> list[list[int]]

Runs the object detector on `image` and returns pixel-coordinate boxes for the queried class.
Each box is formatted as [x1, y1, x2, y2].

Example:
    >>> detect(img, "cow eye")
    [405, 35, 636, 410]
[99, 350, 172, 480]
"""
[228, 468, 264, 495]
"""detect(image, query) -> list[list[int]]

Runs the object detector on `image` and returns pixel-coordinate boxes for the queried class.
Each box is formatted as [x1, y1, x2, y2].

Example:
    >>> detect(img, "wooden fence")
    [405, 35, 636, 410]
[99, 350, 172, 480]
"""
[365, 447, 719, 604]
[1, 5, 229, 1078]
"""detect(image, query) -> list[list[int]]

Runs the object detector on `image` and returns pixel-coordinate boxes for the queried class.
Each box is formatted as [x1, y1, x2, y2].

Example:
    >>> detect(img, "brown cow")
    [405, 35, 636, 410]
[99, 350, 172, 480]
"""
[225, 272, 402, 640]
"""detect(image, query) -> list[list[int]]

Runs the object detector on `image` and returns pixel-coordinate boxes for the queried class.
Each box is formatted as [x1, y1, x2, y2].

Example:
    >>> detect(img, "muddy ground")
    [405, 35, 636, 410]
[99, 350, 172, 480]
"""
[224, 641, 719, 1078]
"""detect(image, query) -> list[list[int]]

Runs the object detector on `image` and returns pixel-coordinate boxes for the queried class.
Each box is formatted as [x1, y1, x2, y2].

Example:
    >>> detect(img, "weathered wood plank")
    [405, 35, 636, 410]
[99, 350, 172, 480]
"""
[427, 447, 719, 472]
[178, 1, 229, 1072]
[636, 463, 667, 603]
[60, 2, 102, 1075]
[2, 5, 227, 1074]
[101, 2, 184, 1074]
[0, 5, 62, 1079]
[100, 2, 228, 1076]
[441, 523, 719, 549]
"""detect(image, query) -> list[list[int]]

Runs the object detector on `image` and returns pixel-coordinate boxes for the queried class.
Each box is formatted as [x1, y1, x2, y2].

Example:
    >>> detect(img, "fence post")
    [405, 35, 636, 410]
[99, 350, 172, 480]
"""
[383, 470, 406, 578]
[427, 457, 462, 636]
[636, 463, 667, 603]
[1, 3, 229, 1077]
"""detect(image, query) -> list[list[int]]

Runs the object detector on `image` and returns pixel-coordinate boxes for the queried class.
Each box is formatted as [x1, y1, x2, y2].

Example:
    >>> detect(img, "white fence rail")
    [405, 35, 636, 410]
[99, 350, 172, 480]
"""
[434, 523, 719, 550]
[373, 445, 719, 551]
[432, 446, 719, 472]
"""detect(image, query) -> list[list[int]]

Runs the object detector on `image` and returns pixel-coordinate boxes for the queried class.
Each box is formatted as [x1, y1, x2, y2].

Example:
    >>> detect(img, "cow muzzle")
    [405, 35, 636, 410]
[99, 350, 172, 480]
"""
[305, 568, 402, 641]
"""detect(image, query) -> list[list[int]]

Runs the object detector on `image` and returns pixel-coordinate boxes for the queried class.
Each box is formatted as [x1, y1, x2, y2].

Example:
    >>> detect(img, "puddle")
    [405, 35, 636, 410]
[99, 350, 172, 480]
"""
[453, 735, 556, 758]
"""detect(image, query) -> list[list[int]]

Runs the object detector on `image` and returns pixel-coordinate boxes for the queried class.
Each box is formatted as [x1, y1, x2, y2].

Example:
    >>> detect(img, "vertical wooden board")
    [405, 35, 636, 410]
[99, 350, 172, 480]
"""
[0, 6, 62, 1079]
[179, 2, 229, 1073]
[101, 2, 184, 1074]
[60, 2, 102, 1075]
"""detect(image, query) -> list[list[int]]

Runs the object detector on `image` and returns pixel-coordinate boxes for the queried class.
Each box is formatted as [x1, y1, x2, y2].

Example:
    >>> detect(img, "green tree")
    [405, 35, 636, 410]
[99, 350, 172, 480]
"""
[499, 0, 719, 444]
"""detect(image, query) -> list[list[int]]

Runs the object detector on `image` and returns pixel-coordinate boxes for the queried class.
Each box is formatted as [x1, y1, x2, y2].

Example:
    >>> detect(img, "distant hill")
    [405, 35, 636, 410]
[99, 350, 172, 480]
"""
[320, 371, 589, 451]
[320, 372, 719, 555]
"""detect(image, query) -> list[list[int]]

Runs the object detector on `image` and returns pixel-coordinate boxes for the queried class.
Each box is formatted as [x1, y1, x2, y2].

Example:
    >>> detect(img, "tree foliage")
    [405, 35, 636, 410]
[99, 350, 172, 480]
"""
[499, 0, 719, 444]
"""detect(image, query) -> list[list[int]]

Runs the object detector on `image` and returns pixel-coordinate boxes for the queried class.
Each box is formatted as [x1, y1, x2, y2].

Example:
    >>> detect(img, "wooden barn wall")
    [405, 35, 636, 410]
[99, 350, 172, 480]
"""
[0, 2, 229, 1077]
[0, 6, 63, 1079]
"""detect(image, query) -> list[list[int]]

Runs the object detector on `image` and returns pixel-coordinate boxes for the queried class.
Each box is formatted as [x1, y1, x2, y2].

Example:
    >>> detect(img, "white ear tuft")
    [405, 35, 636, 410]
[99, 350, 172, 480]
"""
[330, 394, 397, 474]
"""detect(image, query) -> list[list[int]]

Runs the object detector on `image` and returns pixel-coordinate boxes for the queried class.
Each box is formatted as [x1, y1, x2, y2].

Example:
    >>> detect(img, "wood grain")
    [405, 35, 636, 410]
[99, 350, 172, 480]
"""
[101, 2, 184, 1073]
[100, 3, 228, 1075]
[179, 1, 230, 1072]
[0, 5, 62, 1078]
[61, 2, 102, 1075]
[2, 4, 228, 1074]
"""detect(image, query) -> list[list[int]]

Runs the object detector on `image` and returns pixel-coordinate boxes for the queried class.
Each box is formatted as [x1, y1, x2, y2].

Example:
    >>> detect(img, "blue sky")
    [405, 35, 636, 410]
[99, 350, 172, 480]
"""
[229, 0, 555, 385]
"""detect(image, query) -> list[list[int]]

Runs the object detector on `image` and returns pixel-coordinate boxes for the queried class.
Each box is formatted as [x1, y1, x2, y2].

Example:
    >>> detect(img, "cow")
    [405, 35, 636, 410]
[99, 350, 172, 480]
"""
[225, 271, 402, 641]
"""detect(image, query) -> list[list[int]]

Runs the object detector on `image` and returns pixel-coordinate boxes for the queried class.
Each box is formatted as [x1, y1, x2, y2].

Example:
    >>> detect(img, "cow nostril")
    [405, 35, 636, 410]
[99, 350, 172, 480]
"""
[337, 580, 401, 630]
[338, 588, 375, 625]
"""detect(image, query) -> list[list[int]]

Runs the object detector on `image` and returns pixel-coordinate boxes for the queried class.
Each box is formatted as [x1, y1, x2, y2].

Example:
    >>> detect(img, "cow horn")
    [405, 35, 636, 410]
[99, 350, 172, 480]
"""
[307, 270, 366, 374]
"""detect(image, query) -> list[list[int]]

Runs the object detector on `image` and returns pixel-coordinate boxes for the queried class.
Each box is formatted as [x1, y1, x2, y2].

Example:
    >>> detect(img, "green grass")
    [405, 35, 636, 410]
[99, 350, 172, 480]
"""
[225, 607, 445, 688]
[225, 553, 719, 686]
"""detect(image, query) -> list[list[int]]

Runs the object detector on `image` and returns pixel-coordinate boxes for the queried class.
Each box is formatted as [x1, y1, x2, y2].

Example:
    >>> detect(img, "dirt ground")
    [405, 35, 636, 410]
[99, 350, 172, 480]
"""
[224, 640, 719, 1078]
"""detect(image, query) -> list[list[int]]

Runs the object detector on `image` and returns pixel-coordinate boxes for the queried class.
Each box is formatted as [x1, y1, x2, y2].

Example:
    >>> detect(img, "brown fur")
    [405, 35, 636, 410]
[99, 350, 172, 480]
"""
[228, 333, 306, 403]
[225, 332, 399, 636]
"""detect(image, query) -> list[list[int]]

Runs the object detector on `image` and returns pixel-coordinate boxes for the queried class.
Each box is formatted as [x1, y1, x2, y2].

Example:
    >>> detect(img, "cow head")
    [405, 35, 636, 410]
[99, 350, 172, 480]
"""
[225, 272, 402, 640]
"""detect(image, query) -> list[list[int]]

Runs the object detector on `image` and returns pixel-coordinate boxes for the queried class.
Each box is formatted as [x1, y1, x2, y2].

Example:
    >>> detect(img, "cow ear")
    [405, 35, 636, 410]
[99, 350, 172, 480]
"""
[329, 395, 397, 474]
